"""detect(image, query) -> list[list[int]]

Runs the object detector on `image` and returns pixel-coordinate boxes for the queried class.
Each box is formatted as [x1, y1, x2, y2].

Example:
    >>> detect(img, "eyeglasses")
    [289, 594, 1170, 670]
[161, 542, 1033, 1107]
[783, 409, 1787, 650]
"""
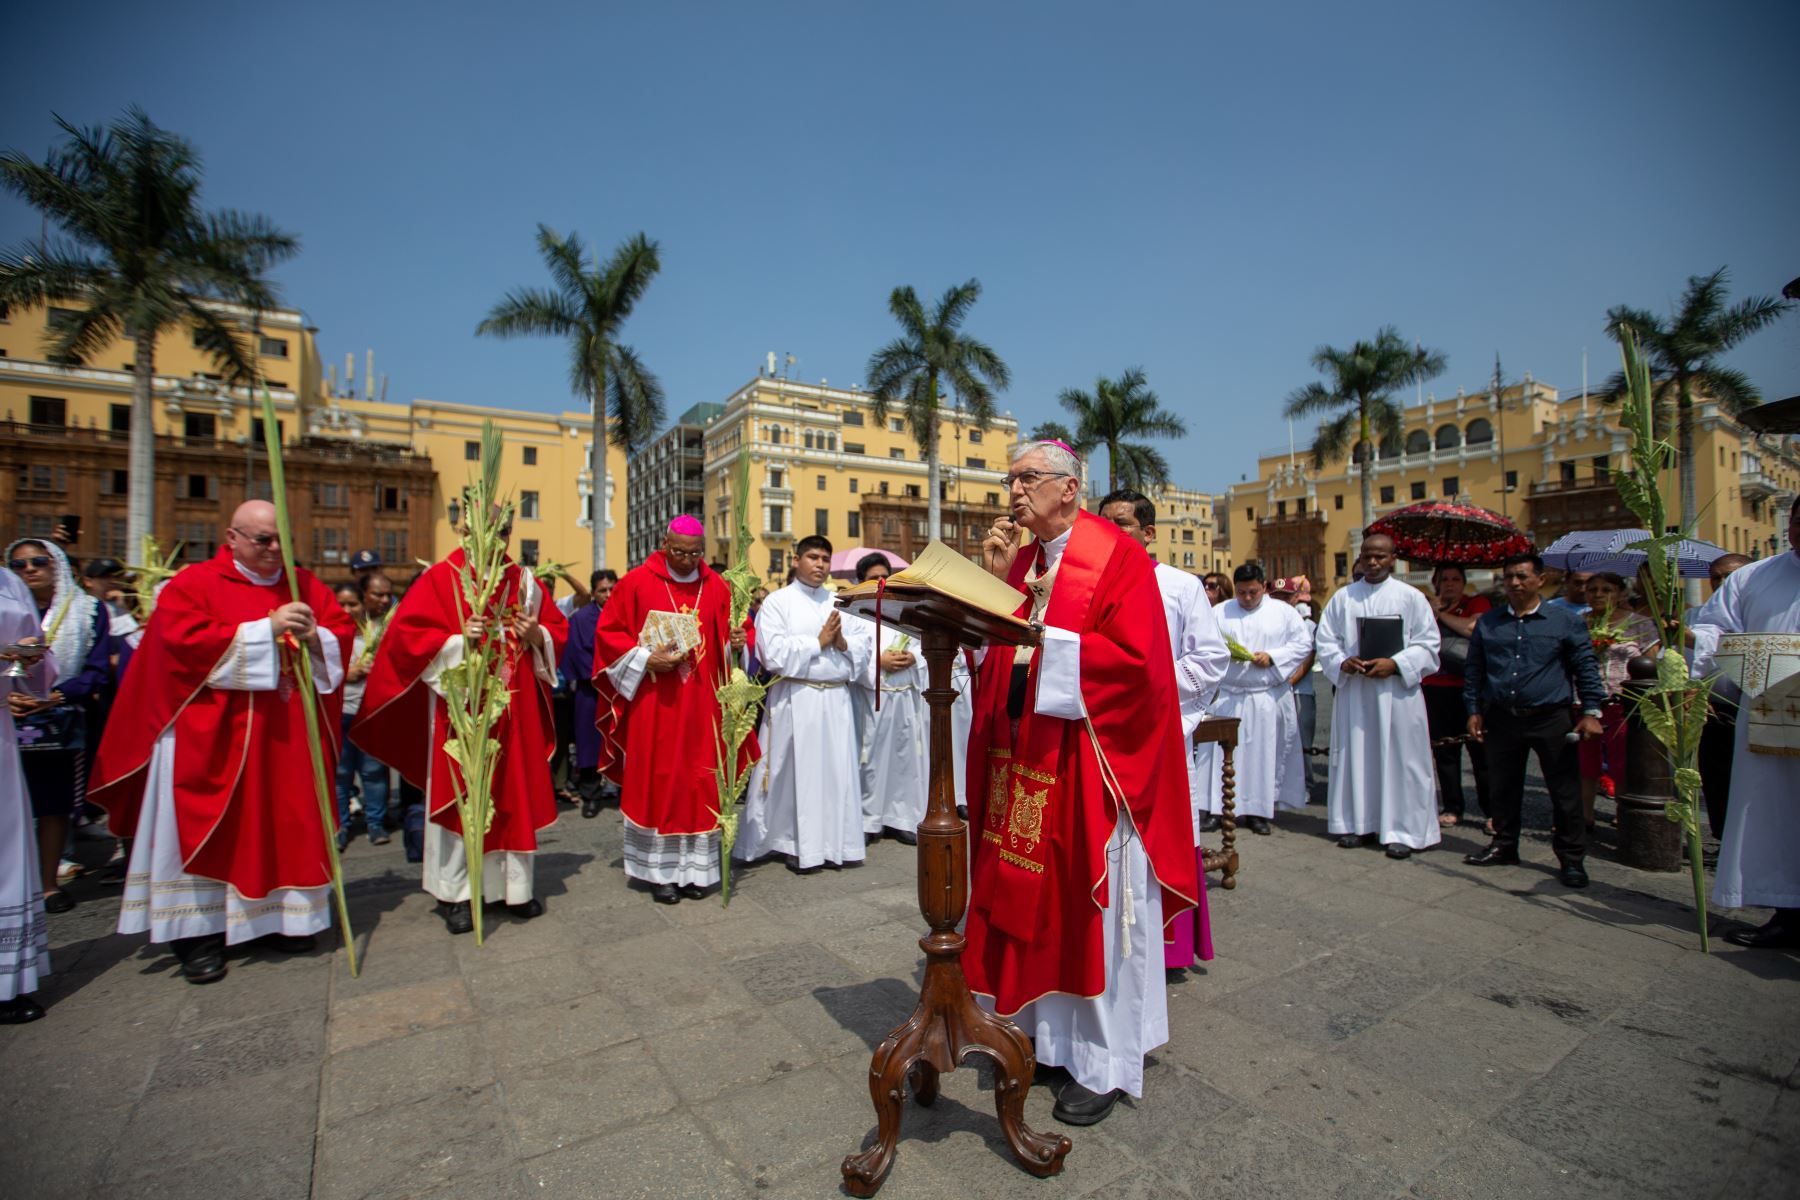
[665, 546, 703, 559]
[8, 556, 51, 571]
[229, 527, 280, 548]
[1001, 470, 1073, 491]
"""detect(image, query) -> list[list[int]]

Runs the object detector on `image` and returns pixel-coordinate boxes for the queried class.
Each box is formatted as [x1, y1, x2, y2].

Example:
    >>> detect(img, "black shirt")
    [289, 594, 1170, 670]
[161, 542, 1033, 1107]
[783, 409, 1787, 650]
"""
[1462, 599, 1607, 716]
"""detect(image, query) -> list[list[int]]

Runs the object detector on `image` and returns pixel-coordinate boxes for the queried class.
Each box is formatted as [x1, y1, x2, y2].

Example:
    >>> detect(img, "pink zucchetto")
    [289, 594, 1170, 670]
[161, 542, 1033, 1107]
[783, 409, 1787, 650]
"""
[668, 515, 705, 537]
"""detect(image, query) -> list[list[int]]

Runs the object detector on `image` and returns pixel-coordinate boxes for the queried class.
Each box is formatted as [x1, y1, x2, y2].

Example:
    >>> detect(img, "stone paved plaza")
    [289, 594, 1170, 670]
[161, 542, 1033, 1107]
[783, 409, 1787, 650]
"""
[4, 783, 1796, 1200]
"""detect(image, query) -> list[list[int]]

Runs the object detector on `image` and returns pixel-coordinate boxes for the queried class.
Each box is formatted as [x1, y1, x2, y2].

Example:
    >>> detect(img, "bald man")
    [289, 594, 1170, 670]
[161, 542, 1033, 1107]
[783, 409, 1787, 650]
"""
[91, 502, 355, 985]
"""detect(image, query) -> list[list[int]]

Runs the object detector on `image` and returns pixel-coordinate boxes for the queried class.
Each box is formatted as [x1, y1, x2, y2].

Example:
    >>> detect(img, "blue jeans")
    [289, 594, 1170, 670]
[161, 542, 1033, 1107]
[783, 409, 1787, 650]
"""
[336, 712, 389, 838]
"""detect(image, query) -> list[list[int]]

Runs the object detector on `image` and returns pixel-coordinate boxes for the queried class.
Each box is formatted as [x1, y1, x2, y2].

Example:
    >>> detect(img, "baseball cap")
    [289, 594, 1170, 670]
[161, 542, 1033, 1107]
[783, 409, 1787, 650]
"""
[350, 549, 383, 571]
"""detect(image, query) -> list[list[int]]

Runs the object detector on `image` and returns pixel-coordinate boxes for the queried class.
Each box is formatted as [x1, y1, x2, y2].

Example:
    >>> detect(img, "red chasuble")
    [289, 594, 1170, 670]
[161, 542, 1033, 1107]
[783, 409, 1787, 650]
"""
[350, 551, 568, 854]
[592, 553, 755, 836]
[963, 510, 1198, 1015]
[89, 548, 355, 899]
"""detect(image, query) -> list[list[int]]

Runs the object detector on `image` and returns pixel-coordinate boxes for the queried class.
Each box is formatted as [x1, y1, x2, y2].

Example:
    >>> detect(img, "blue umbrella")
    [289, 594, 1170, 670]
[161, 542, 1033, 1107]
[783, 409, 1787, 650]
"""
[1541, 528, 1727, 579]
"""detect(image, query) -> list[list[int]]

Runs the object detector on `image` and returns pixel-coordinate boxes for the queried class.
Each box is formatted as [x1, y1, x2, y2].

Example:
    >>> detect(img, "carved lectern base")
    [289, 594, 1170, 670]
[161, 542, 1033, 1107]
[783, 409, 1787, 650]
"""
[834, 595, 1068, 1196]
[840, 839, 1071, 1195]
[1194, 716, 1241, 889]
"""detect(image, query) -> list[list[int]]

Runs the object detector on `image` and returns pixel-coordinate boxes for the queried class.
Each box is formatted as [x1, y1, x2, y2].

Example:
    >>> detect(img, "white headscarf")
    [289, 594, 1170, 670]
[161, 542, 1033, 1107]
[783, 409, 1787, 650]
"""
[5, 538, 100, 678]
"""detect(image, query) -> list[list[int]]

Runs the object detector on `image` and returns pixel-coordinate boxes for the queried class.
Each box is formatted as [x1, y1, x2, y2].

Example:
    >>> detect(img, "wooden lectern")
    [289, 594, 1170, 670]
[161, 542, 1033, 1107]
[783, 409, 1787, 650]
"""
[836, 586, 1071, 1196]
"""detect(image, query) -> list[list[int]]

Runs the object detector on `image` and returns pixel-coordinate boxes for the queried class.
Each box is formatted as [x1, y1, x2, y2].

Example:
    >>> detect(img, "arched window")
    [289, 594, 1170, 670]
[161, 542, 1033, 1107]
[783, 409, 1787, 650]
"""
[803, 430, 815, 449]
[1405, 429, 1431, 455]
[1435, 424, 1460, 451]
[1378, 438, 1399, 460]
[1465, 417, 1493, 445]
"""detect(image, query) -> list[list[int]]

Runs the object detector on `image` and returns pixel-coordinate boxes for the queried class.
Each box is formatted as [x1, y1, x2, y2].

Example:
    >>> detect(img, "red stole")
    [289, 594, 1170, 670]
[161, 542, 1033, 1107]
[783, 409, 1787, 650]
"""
[350, 551, 568, 854]
[964, 510, 1197, 1014]
[592, 554, 756, 836]
[89, 548, 355, 898]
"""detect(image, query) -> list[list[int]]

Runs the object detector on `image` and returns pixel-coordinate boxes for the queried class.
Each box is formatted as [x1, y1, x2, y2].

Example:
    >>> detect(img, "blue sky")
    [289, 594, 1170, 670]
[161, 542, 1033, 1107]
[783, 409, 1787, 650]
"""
[4, 1, 1796, 493]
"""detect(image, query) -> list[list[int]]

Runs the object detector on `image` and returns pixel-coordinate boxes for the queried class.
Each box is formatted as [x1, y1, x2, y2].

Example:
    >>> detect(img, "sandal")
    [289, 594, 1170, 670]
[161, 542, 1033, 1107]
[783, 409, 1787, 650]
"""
[1439, 813, 1460, 828]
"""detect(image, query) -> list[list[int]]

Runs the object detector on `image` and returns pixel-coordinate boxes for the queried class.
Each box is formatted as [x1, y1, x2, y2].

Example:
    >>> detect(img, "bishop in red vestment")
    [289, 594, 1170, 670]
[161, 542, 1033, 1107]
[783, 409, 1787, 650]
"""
[351, 536, 566, 934]
[90, 502, 354, 985]
[966, 443, 1197, 1126]
[593, 518, 750, 904]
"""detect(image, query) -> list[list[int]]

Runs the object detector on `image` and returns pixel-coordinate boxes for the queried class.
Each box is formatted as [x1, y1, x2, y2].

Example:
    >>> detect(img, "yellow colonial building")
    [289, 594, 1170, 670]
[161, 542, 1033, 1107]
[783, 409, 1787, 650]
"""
[696, 375, 1018, 584]
[1088, 485, 1227, 575]
[0, 298, 626, 582]
[1227, 377, 1800, 587]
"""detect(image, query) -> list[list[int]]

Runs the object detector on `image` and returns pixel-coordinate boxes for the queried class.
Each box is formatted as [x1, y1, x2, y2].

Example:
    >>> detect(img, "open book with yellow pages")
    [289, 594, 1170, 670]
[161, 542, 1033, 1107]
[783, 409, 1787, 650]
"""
[836, 539, 1033, 632]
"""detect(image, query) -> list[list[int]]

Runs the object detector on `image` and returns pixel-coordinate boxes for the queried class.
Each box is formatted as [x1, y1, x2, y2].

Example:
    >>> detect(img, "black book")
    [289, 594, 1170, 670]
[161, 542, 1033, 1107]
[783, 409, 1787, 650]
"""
[1358, 616, 1404, 660]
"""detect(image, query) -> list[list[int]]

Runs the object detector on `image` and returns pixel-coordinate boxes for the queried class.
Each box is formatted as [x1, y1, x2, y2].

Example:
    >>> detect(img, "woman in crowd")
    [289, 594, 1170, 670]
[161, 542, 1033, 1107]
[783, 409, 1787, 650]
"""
[1424, 565, 1491, 828]
[1579, 571, 1658, 830]
[6, 539, 111, 913]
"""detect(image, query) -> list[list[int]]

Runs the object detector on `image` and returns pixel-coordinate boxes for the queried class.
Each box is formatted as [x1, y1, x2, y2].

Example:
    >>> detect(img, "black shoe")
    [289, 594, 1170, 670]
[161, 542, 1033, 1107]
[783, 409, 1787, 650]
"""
[368, 832, 390, 847]
[652, 884, 680, 905]
[174, 936, 228, 984]
[1200, 814, 1222, 833]
[0, 996, 45, 1024]
[506, 898, 545, 919]
[42, 889, 74, 914]
[1335, 834, 1364, 849]
[258, 933, 316, 954]
[1245, 816, 1273, 836]
[1464, 843, 1520, 867]
[1723, 913, 1800, 949]
[581, 798, 602, 819]
[1386, 843, 1413, 860]
[678, 883, 706, 900]
[865, 831, 882, 845]
[1052, 1081, 1122, 1126]
[440, 901, 474, 935]
[888, 829, 918, 846]
[1558, 863, 1589, 889]
[955, 805, 968, 822]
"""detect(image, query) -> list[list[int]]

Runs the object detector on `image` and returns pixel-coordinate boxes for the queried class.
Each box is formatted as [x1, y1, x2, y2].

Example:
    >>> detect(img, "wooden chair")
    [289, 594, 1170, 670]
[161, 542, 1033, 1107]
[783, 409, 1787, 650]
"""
[1193, 715, 1241, 889]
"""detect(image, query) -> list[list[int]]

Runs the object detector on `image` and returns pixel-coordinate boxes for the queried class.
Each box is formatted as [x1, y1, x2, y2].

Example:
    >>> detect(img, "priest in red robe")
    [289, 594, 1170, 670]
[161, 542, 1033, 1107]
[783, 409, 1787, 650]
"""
[90, 501, 354, 985]
[967, 441, 1198, 1127]
[351, 519, 567, 935]
[593, 516, 749, 904]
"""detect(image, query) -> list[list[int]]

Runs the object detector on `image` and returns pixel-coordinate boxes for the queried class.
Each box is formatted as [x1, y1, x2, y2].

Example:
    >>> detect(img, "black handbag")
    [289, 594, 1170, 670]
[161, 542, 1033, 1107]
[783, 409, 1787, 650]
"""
[1437, 621, 1470, 677]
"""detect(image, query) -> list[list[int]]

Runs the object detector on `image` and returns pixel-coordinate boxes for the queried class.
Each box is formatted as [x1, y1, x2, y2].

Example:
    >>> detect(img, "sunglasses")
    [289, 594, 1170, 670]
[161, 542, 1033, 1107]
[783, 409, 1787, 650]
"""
[230, 527, 281, 548]
[8, 556, 51, 570]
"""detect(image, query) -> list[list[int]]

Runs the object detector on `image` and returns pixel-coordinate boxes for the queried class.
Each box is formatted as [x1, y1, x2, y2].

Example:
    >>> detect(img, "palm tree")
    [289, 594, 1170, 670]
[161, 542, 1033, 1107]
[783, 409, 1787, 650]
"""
[1056, 367, 1187, 493]
[866, 279, 1010, 541]
[0, 108, 298, 552]
[477, 227, 664, 570]
[1283, 328, 1447, 533]
[1603, 268, 1793, 529]
[1027, 420, 1077, 446]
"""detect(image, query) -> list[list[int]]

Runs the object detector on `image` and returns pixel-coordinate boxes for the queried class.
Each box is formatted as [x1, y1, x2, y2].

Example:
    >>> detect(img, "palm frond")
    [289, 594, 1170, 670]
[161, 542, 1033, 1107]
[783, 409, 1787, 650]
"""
[594, 232, 661, 327]
[606, 342, 666, 452]
[534, 224, 590, 303]
[1310, 409, 1359, 469]
[1028, 420, 1078, 446]
[476, 287, 582, 339]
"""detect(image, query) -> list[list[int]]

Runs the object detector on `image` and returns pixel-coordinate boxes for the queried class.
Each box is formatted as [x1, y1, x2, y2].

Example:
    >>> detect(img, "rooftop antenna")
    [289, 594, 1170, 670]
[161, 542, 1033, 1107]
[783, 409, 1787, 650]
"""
[365, 349, 375, 401]
[326, 364, 338, 396]
[379, 374, 389, 404]
[766, 351, 776, 377]
[783, 353, 796, 381]
[344, 353, 355, 397]
[1287, 416, 1296, 468]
